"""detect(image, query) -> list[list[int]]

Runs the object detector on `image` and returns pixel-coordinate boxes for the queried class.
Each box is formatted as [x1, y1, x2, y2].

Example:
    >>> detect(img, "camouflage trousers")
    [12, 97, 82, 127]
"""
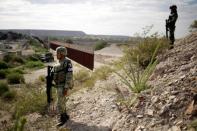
[56, 87, 68, 114]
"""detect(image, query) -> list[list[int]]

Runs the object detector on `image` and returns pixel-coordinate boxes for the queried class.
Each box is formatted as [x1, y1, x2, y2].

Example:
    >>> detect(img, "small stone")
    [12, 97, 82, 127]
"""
[173, 98, 179, 103]
[180, 75, 186, 80]
[137, 115, 143, 118]
[168, 126, 181, 131]
[160, 104, 171, 115]
[171, 91, 179, 95]
[176, 120, 183, 126]
[118, 115, 123, 119]
[111, 105, 116, 109]
[169, 95, 176, 100]
[146, 109, 154, 116]
[151, 96, 159, 103]
[135, 125, 145, 131]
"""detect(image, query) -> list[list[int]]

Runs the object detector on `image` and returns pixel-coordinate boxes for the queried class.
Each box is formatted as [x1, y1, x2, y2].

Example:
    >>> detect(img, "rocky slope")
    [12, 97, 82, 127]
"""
[112, 32, 197, 131]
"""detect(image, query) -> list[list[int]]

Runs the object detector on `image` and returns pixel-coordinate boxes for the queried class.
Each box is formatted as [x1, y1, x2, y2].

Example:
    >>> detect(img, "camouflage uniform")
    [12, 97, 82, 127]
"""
[53, 58, 73, 114]
[167, 5, 178, 45]
[52, 46, 74, 126]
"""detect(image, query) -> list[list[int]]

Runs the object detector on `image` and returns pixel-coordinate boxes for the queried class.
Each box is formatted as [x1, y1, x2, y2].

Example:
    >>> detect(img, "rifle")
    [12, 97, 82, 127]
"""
[166, 19, 169, 39]
[46, 66, 54, 104]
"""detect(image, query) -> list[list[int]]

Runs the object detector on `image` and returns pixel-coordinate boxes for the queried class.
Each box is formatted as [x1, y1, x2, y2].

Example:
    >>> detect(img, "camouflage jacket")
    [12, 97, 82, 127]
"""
[52, 58, 73, 89]
[167, 12, 178, 28]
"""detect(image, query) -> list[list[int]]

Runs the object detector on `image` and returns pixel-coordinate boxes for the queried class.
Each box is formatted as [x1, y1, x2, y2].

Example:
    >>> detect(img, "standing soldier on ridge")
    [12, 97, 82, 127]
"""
[52, 46, 74, 127]
[166, 5, 178, 49]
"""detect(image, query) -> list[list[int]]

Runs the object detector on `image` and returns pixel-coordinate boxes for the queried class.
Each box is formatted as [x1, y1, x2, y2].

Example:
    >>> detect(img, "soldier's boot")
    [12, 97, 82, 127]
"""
[169, 40, 174, 49]
[56, 113, 69, 127]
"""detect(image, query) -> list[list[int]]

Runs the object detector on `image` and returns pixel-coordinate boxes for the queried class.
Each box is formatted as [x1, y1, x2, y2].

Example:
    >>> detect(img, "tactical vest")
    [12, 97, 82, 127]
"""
[54, 59, 73, 85]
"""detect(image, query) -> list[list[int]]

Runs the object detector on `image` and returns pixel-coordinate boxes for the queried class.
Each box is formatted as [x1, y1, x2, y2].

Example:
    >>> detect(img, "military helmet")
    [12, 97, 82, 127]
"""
[56, 46, 67, 56]
[170, 5, 177, 10]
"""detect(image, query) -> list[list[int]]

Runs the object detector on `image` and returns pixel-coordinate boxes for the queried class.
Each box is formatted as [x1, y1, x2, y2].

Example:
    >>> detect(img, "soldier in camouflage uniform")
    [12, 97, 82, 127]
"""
[167, 5, 178, 48]
[52, 46, 73, 126]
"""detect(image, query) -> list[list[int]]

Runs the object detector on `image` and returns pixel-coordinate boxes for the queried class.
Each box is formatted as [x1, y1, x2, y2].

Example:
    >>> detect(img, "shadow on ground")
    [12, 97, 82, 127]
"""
[63, 120, 112, 131]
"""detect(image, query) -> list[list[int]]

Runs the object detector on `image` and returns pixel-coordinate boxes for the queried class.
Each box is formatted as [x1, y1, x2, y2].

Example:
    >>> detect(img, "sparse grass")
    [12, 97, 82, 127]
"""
[73, 65, 113, 91]
[38, 75, 45, 82]
[0, 81, 16, 101]
[12, 109, 27, 131]
[16, 86, 46, 115]
[7, 73, 25, 84]
[74, 69, 90, 84]
[116, 94, 138, 109]
[25, 61, 44, 69]
[188, 119, 197, 130]
[2, 90, 16, 101]
[93, 65, 113, 80]
[0, 81, 9, 96]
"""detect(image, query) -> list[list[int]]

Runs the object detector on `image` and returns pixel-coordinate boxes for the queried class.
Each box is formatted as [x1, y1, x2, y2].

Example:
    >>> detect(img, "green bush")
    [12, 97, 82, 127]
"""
[0, 60, 8, 69]
[94, 40, 108, 50]
[2, 90, 16, 101]
[0, 70, 7, 79]
[116, 43, 159, 93]
[25, 61, 44, 69]
[11, 68, 24, 74]
[116, 60, 157, 93]
[12, 56, 25, 64]
[0, 81, 9, 96]
[123, 36, 169, 68]
[7, 73, 25, 84]
[26, 54, 40, 61]
[3, 54, 13, 63]
[190, 20, 197, 29]
[0, 69, 24, 79]
[66, 39, 73, 44]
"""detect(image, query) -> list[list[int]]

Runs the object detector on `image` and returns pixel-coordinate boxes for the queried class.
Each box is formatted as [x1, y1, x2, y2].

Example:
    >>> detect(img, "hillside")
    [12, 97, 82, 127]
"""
[0, 29, 86, 37]
[112, 32, 197, 130]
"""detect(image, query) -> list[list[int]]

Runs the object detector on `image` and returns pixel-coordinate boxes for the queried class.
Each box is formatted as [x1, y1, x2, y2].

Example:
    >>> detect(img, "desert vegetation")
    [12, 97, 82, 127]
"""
[190, 19, 197, 31]
[115, 28, 169, 93]
[94, 40, 108, 50]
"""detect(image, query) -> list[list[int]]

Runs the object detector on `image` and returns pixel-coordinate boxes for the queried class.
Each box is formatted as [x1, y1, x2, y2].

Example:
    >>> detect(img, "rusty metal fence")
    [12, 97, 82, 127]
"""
[49, 41, 94, 70]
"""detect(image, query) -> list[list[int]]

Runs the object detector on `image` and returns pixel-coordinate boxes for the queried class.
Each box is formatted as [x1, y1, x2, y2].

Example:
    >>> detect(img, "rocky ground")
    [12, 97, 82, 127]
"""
[112, 32, 197, 131]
